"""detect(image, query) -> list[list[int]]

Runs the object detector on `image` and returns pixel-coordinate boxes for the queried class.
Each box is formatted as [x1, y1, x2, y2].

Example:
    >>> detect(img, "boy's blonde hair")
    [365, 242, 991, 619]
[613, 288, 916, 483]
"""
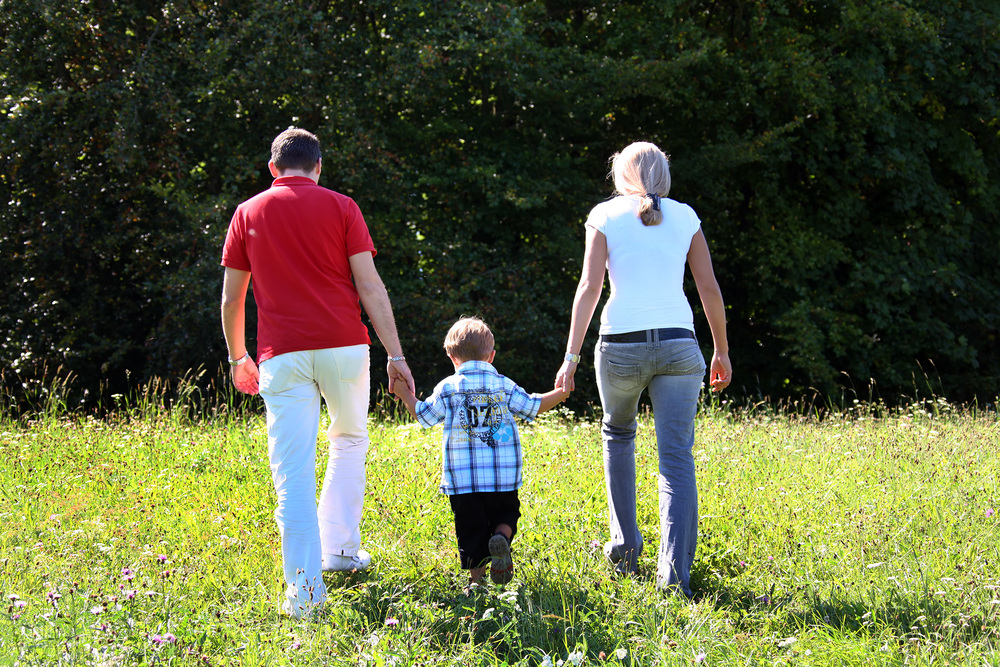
[444, 317, 495, 362]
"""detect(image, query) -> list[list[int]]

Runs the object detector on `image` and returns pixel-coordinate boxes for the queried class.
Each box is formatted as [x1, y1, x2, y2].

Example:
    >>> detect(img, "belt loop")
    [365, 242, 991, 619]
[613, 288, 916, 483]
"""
[648, 328, 656, 347]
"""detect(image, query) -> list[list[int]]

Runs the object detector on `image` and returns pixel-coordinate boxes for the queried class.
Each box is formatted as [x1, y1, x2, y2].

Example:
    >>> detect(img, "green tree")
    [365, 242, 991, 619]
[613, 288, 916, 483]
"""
[2, 0, 997, 413]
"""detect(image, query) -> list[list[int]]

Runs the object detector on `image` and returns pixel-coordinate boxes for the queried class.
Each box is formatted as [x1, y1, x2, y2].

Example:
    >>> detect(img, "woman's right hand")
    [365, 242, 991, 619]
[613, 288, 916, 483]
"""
[555, 360, 578, 393]
[708, 353, 732, 393]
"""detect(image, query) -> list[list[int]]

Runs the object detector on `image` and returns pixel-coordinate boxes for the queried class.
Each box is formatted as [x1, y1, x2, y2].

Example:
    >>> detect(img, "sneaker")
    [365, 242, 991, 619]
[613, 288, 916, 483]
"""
[488, 534, 514, 585]
[322, 549, 372, 573]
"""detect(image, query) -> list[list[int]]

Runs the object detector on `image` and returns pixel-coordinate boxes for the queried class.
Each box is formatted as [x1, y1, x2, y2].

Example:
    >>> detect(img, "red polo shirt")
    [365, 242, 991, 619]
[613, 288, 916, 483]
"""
[221, 176, 376, 363]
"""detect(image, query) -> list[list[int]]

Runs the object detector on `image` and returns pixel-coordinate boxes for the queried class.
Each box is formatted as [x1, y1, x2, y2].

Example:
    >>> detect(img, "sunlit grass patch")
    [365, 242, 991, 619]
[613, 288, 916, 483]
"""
[1, 397, 997, 665]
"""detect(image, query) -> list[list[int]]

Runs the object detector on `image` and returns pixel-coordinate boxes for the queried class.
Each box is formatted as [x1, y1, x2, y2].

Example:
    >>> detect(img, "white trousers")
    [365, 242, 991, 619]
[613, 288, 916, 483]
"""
[258, 345, 371, 613]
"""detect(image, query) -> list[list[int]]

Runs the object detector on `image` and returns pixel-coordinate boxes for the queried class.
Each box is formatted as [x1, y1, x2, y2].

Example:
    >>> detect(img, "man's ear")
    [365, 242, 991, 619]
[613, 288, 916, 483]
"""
[268, 160, 280, 178]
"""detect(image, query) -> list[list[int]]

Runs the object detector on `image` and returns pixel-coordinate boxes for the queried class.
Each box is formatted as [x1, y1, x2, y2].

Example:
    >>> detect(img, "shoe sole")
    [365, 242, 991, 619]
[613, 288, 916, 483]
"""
[489, 535, 513, 585]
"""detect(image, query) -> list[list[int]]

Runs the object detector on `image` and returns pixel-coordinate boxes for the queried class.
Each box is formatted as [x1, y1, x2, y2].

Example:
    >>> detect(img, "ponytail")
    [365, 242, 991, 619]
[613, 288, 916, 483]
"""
[611, 142, 671, 226]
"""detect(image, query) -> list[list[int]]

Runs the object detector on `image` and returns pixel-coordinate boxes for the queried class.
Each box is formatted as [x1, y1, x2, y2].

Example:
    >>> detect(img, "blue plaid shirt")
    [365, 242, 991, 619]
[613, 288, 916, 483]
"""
[415, 360, 542, 495]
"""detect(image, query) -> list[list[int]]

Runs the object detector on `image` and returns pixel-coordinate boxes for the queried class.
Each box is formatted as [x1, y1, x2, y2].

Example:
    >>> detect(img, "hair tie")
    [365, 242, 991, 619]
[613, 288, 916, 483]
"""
[646, 193, 661, 211]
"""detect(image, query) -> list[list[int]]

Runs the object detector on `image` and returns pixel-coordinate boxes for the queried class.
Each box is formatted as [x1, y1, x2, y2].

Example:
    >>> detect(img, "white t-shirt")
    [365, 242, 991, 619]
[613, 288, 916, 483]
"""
[586, 195, 701, 335]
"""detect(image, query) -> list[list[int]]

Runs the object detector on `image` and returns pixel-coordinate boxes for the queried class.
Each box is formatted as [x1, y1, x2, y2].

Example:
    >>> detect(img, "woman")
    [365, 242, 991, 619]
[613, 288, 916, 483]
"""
[556, 141, 731, 596]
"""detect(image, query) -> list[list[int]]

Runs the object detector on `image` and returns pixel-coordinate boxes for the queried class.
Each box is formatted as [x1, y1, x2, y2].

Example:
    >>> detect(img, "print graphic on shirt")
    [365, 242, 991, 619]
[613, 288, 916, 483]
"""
[458, 389, 507, 448]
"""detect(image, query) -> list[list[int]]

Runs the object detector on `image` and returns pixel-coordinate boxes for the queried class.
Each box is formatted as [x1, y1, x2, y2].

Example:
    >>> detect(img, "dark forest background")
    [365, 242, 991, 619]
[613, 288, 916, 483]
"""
[2, 0, 998, 414]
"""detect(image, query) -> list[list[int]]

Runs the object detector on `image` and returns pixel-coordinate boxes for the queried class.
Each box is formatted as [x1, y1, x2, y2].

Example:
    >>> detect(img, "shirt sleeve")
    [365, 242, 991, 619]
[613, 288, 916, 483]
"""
[506, 380, 542, 422]
[343, 198, 377, 258]
[414, 380, 450, 428]
[584, 203, 607, 235]
[683, 202, 702, 236]
[220, 207, 251, 271]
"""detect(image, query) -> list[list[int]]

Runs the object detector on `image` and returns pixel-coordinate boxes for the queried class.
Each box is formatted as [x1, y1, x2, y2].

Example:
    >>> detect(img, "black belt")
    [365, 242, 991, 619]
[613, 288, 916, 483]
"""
[600, 328, 695, 344]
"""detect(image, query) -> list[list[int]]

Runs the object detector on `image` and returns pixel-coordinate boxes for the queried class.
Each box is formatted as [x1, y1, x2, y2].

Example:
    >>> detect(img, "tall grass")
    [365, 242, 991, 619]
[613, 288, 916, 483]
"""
[0, 386, 997, 665]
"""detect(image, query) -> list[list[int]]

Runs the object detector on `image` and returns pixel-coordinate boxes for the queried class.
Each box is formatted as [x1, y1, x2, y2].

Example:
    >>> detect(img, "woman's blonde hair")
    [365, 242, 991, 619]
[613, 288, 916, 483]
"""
[611, 141, 671, 226]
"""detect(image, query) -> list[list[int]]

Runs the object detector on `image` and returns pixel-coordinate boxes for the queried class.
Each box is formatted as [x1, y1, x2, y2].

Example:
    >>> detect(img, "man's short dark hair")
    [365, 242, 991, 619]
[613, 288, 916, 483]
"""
[270, 128, 321, 173]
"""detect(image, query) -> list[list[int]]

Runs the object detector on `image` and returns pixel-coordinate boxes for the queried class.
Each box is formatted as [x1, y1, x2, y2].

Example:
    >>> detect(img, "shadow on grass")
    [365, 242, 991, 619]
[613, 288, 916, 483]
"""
[792, 586, 997, 648]
[317, 564, 633, 663]
[692, 566, 998, 651]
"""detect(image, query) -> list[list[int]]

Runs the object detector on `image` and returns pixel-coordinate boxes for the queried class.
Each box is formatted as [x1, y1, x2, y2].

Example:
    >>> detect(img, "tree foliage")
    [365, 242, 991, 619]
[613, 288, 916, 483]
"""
[2, 0, 998, 411]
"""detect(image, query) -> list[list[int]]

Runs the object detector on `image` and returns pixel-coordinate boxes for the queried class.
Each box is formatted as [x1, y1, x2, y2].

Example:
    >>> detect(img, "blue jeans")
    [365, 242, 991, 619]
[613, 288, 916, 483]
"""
[595, 333, 705, 595]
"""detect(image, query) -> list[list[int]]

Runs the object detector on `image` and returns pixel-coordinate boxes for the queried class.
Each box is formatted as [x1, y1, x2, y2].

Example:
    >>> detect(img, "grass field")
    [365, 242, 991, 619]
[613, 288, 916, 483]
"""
[1, 395, 998, 665]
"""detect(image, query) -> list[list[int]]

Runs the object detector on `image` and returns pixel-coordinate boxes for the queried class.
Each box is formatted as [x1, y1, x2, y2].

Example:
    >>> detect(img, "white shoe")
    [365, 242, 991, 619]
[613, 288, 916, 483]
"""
[282, 596, 323, 620]
[322, 549, 371, 572]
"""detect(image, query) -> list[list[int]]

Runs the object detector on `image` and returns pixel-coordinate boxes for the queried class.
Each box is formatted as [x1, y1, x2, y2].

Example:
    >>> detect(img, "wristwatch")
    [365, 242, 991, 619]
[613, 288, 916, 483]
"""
[228, 352, 251, 366]
[564, 352, 581, 363]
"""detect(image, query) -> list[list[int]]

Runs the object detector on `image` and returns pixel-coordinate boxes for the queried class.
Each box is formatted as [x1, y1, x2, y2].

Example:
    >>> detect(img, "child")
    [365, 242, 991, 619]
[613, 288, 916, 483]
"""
[392, 316, 569, 585]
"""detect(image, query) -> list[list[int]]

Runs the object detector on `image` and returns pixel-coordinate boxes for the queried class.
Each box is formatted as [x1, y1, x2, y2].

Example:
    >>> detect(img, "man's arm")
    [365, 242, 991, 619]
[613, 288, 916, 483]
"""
[348, 251, 415, 394]
[221, 267, 260, 395]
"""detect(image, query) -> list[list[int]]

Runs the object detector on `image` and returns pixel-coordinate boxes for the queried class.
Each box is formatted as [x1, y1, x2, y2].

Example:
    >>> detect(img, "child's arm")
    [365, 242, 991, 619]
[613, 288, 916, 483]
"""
[537, 386, 570, 414]
[391, 379, 420, 420]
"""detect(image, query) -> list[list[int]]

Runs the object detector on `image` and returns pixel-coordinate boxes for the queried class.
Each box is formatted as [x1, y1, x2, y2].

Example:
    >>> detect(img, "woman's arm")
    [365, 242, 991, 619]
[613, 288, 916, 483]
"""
[687, 230, 732, 392]
[556, 225, 608, 392]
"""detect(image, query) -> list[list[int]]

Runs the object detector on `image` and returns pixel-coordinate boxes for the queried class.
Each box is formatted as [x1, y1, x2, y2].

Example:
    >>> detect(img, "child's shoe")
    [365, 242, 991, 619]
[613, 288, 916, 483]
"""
[488, 534, 514, 585]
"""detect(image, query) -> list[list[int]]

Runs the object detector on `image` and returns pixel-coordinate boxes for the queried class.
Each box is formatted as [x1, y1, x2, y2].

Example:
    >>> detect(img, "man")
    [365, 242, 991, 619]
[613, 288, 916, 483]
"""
[220, 128, 414, 619]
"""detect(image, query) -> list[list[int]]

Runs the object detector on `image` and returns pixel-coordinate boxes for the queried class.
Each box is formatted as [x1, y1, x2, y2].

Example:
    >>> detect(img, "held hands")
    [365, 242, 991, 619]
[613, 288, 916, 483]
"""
[708, 352, 732, 393]
[232, 359, 260, 395]
[390, 370, 415, 402]
[386, 358, 415, 395]
[388, 360, 419, 420]
[555, 359, 578, 393]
